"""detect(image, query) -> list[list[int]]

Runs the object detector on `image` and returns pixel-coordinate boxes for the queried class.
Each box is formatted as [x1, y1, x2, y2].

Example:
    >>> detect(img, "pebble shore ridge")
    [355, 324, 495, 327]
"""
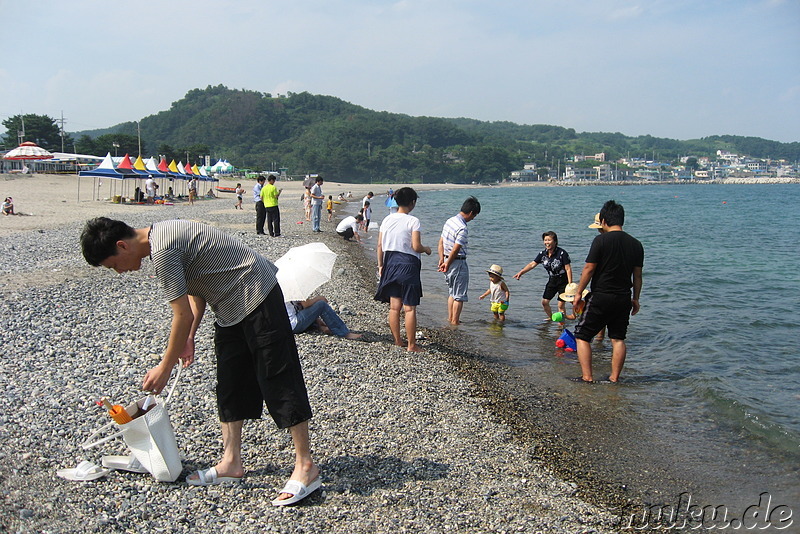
[0, 193, 623, 533]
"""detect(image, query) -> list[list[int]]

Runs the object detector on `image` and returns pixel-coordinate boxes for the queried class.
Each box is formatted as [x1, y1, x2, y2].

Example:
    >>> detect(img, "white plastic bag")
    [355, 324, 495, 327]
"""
[83, 366, 183, 482]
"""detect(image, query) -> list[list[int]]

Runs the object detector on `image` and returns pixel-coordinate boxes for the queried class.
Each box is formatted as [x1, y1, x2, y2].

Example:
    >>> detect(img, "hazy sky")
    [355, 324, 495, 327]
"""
[1, 0, 798, 142]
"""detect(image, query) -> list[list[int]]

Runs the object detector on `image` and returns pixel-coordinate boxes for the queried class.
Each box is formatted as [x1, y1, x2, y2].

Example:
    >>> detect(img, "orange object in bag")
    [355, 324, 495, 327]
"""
[99, 397, 133, 425]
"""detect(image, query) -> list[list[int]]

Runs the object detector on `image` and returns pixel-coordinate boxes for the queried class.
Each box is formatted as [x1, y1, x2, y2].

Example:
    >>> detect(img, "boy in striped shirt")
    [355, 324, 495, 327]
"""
[437, 196, 481, 325]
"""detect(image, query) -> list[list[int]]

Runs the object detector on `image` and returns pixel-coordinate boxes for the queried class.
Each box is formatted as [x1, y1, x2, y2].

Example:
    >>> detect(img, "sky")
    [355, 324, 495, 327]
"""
[1, 0, 798, 143]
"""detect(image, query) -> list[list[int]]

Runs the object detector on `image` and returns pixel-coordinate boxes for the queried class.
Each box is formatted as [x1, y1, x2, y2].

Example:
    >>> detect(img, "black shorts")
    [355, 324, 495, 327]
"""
[574, 292, 632, 342]
[542, 274, 568, 300]
[213, 285, 312, 428]
[337, 227, 355, 240]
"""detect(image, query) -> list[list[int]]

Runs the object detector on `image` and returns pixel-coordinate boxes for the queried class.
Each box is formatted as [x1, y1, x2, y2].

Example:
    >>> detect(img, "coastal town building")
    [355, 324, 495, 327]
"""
[508, 149, 796, 183]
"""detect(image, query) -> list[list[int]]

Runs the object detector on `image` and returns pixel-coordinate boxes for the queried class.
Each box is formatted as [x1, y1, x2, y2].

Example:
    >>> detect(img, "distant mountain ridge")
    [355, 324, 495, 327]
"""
[71, 85, 799, 182]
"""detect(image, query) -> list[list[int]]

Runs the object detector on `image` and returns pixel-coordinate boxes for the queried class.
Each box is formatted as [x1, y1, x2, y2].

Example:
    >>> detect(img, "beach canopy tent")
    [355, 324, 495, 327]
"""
[77, 152, 137, 202]
[209, 159, 234, 174]
[139, 156, 165, 178]
[3, 141, 54, 172]
[78, 153, 136, 179]
[117, 154, 150, 177]
[144, 157, 166, 178]
[3, 141, 54, 161]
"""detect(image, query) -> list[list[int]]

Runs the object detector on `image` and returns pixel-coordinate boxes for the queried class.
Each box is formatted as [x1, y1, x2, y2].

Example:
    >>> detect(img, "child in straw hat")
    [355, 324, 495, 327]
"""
[479, 264, 510, 322]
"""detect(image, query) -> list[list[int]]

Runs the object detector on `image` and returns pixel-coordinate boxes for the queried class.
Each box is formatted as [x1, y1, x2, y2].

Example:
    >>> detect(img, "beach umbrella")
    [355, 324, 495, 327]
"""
[274, 242, 337, 301]
[3, 141, 54, 160]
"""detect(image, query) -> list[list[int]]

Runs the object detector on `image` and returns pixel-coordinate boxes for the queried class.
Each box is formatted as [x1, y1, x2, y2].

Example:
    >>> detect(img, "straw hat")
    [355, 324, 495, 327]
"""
[486, 264, 504, 279]
[559, 282, 589, 301]
[588, 213, 602, 229]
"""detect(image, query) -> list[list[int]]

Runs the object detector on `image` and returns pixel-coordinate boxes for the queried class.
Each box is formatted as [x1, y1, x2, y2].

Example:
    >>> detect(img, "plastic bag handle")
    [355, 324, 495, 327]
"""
[82, 421, 123, 449]
[163, 363, 182, 407]
[81, 364, 183, 450]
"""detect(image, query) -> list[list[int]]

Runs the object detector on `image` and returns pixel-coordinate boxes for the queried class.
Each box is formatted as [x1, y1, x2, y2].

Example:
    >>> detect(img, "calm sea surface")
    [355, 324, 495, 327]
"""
[360, 183, 799, 513]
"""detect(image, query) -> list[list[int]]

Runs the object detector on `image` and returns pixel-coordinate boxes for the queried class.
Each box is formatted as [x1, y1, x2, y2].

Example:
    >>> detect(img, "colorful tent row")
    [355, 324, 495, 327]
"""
[79, 153, 219, 181]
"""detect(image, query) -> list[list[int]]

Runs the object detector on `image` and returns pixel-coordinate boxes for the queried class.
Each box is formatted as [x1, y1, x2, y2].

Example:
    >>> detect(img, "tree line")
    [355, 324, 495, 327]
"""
[5, 86, 799, 182]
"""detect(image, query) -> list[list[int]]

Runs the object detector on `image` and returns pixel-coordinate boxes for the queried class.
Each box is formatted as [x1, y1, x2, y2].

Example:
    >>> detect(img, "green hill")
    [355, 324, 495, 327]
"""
[71, 85, 800, 183]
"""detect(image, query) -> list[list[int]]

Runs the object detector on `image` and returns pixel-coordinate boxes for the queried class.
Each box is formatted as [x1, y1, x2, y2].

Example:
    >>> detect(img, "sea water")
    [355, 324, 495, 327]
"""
[361, 183, 799, 515]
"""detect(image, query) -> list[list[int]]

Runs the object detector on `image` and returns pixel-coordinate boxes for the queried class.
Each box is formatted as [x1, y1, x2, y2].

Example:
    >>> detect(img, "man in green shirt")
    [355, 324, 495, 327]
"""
[260, 175, 283, 237]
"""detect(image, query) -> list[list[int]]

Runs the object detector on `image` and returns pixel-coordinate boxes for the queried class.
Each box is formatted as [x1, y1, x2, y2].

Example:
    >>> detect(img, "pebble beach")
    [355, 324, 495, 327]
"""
[0, 174, 623, 533]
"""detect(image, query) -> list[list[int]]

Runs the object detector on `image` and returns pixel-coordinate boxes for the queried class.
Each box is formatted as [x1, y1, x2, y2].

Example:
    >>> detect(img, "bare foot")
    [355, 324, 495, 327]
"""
[344, 332, 362, 340]
[407, 344, 424, 352]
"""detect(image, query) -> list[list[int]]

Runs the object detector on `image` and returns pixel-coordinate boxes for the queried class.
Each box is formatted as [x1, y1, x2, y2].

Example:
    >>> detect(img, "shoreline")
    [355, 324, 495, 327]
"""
[0, 178, 625, 533]
[2, 172, 796, 236]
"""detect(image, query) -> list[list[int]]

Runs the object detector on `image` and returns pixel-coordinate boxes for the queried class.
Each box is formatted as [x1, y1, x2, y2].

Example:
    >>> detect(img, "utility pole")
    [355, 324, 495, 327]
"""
[58, 111, 67, 153]
[17, 115, 25, 145]
[136, 121, 142, 156]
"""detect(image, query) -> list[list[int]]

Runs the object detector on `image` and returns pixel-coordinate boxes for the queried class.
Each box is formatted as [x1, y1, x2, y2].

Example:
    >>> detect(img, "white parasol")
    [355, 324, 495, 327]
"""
[3, 141, 54, 160]
[274, 242, 337, 301]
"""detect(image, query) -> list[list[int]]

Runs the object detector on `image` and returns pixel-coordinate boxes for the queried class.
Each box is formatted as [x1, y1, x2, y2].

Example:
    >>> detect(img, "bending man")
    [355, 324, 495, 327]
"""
[80, 217, 319, 505]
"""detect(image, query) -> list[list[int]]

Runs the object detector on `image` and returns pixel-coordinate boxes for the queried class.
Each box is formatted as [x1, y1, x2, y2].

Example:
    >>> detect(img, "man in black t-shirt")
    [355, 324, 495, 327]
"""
[572, 200, 644, 383]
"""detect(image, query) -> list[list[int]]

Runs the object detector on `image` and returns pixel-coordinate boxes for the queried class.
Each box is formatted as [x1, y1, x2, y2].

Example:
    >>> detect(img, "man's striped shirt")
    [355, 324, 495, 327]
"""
[149, 220, 278, 327]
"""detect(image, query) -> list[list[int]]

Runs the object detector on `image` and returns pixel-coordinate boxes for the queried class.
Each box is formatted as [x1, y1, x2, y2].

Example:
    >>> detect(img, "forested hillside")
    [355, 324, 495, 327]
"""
[71, 85, 800, 183]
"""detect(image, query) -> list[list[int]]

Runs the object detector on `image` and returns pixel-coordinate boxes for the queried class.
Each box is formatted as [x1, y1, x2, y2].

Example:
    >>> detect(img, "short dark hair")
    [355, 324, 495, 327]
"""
[364, 200, 370, 206]
[393, 187, 418, 207]
[355, 214, 364, 221]
[268, 175, 276, 182]
[257, 176, 266, 183]
[316, 177, 324, 183]
[461, 196, 481, 216]
[81, 217, 135, 266]
[600, 200, 625, 227]
[542, 231, 558, 247]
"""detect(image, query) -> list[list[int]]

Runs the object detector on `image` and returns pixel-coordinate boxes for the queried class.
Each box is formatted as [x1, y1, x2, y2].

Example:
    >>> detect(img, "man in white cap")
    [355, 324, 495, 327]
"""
[572, 200, 644, 383]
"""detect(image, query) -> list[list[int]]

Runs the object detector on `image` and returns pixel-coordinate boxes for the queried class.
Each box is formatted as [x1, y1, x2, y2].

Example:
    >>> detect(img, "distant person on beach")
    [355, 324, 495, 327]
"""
[375, 187, 432, 352]
[362, 192, 373, 209]
[479, 264, 510, 322]
[80, 217, 320, 505]
[310, 177, 324, 232]
[326, 195, 334, 221]
[3, 197, 15, 215]
[336, 214, 363, 242]
[572, 200, 644, 383]
[512, 231, 573, 321]
[187, 177, 198, 205]
[286, 296, 362, 340]
[437, 196, 481, 325]
[362, 200, 372, 231]
[303, 189, 312, 221]
[234, 183, 244, 210]
[145, 177, 157, 204]
[260, 175, 282, 237]
[253, 176, 266, 235]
